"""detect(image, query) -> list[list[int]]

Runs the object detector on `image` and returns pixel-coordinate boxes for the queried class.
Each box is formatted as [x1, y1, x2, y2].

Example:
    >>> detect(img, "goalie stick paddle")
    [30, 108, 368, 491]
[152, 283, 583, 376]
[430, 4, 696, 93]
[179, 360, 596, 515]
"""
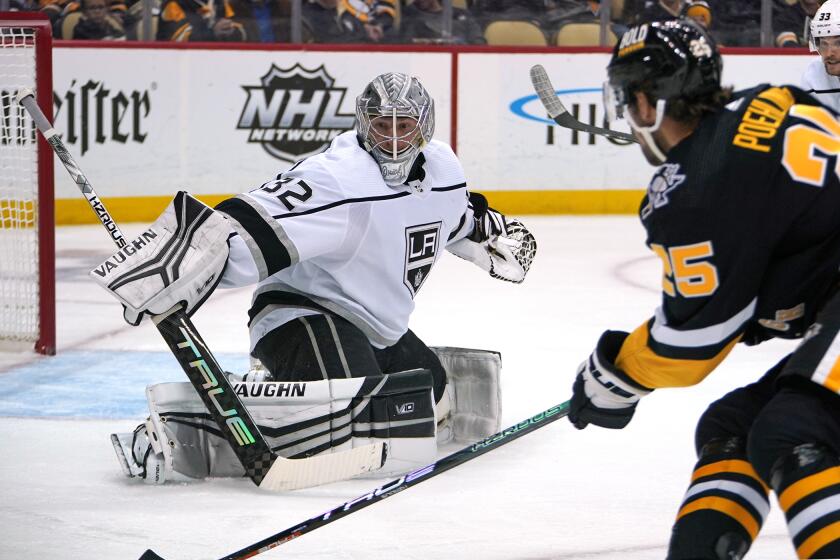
[16, 89, 386, 491]
[530, 64, 638, 144]
[140, 400, 570, 560]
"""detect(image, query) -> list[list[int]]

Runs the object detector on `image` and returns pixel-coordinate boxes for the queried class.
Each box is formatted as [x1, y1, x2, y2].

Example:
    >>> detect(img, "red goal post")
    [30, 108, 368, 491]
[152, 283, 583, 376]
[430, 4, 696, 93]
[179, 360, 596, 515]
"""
[0, 13, 55, 355]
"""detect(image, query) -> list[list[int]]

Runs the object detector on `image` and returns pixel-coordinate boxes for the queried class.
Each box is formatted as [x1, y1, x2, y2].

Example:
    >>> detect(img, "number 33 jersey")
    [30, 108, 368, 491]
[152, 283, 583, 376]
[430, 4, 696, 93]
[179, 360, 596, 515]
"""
[615, 85, 840, 390]
[215, 131, 475, 350]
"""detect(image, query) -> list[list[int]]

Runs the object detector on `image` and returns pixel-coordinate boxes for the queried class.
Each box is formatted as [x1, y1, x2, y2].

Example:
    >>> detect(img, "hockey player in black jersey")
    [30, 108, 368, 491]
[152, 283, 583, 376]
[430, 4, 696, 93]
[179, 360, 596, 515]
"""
[99, 72, 537, 486]
[571, 19, 840, 559]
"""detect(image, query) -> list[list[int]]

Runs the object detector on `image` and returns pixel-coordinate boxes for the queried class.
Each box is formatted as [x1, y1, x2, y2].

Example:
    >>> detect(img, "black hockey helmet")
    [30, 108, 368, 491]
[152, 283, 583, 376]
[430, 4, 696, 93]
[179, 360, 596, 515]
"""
[605, 19, 722, 120]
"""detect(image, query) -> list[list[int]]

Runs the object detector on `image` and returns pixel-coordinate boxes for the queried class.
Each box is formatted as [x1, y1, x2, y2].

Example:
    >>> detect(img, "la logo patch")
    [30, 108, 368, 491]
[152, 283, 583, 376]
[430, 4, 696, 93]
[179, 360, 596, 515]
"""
[404, 222, 441, 297]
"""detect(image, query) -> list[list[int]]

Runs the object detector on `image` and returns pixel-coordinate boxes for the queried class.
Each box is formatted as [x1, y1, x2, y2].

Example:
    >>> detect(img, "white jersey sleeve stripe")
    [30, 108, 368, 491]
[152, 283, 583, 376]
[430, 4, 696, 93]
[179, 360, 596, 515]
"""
[650, 297, 757, 348]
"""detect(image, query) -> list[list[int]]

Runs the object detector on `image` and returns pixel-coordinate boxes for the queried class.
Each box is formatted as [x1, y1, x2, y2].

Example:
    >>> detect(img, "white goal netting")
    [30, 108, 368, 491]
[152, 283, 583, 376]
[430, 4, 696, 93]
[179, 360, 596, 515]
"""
[0, 25, 42, 351]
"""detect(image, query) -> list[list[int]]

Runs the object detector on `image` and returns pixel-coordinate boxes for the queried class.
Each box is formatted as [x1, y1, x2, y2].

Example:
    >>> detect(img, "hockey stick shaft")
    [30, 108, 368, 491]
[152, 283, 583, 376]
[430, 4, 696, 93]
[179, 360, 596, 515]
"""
[17, 91, 129, 248]
[17, 90, 385, 491]
[530, 64, 638, 144]
[208, 401, 571, 560]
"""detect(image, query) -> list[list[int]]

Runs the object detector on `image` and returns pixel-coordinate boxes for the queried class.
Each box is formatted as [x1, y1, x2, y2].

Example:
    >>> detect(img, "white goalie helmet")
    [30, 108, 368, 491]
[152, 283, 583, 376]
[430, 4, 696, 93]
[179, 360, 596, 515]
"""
[355, 72, 435, 189]
[811, 0, 840, 52]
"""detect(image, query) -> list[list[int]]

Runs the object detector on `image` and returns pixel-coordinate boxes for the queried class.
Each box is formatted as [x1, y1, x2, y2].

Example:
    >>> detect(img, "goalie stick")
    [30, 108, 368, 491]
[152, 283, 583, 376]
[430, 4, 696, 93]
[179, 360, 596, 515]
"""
[530, 64, 638, 144]
[16, 89, 386, 491]
[139, 400, 570, 560]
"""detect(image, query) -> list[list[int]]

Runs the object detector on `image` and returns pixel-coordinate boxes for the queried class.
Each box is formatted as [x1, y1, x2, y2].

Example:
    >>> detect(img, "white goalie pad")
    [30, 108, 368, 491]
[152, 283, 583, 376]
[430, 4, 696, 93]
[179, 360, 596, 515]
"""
[141, 369, 437, 483]
[431, 347, 502, 444]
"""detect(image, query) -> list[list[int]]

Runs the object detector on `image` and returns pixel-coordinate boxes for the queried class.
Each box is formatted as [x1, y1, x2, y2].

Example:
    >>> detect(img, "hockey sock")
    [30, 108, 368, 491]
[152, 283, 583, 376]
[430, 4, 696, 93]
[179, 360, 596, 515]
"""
[668, 440, 770, 560]
[772, 444, 840, 559]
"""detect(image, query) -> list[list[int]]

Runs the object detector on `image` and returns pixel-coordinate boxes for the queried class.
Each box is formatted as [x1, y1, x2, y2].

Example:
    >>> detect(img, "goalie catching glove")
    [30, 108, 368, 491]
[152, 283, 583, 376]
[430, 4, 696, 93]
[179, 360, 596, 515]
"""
[569, 330, 653, 430]
[89, 192, 230, 325]
[448, 192, 537, 283]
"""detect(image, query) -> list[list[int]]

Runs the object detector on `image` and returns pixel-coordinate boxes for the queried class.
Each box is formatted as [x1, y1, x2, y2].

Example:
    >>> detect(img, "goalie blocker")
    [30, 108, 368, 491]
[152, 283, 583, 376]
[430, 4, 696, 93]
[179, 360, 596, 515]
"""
[112, 347, 502, 484]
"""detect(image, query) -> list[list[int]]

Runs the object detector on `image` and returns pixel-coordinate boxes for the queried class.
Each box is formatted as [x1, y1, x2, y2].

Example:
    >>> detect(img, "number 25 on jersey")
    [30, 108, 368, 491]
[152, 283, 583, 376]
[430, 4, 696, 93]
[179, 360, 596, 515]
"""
[782, 104, 840, 187]
[650, 241, 720, 298]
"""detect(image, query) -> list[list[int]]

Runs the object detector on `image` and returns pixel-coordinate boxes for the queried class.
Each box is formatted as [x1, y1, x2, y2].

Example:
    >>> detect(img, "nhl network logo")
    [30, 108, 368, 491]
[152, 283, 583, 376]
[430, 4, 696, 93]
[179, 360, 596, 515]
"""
[237, 64, 355, 162]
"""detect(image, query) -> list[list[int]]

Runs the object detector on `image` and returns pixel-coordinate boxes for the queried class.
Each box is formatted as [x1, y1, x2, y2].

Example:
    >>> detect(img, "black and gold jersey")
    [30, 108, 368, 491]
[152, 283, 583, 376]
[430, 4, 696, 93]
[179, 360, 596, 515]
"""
[616, 85, 840, 390]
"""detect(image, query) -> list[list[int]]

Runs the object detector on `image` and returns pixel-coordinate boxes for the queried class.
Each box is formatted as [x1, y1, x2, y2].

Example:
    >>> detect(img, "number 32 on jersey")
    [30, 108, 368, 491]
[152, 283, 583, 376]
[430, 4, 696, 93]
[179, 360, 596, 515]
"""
[651, 241, 719, 298]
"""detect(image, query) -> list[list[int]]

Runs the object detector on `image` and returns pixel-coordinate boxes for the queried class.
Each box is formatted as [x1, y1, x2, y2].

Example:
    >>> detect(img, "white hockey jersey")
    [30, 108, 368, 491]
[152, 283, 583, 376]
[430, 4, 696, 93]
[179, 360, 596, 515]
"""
[217, 131, 475, 350]
[801, 58, 840, 112]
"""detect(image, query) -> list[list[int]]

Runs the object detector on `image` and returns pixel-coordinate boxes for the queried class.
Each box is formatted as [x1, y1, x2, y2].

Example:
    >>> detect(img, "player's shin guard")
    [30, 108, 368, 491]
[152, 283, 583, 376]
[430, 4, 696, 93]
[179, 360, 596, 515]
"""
[771, 444, 840, 559]
[668, 438, 771, 560]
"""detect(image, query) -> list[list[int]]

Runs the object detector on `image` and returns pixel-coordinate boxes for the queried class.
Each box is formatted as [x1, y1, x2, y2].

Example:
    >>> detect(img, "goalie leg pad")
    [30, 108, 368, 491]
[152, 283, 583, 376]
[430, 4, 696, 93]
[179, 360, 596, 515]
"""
[133, 369, 438, 482]
[431, 347, 502, 444]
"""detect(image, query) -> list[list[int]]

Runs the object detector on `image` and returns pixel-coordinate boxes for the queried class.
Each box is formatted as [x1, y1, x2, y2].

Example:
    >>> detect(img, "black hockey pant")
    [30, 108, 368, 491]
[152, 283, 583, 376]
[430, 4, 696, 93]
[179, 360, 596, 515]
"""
[252, 313, 447, 403]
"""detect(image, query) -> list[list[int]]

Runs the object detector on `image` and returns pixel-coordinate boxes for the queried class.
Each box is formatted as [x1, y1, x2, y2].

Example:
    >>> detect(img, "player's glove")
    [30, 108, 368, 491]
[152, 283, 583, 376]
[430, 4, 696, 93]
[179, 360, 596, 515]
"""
[447, 193, 537, 283]
[569, 330, 653, 430]
[467, 192, 506, 244]
[89, 192, 231, 325]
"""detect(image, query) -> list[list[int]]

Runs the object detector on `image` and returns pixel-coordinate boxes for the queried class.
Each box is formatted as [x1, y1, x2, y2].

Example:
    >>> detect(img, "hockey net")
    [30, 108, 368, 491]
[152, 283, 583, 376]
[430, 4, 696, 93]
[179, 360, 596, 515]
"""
[0, 15, 55, 355]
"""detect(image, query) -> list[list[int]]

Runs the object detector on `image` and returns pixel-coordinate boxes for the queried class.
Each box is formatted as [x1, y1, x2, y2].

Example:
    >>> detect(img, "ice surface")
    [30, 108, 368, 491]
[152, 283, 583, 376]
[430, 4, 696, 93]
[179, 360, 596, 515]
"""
[0, 218, 797, 559]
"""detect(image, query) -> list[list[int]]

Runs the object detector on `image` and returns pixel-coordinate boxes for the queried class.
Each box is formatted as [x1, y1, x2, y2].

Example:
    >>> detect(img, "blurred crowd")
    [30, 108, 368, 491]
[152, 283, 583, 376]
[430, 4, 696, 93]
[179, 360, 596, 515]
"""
[4, 0, 821, 47]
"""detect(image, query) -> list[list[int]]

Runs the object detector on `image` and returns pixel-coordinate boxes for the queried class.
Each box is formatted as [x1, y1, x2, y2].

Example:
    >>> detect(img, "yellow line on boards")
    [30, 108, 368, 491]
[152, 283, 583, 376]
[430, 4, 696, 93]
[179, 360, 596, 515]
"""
[52, 190, 646, 225]
[54, 195, 232, 225]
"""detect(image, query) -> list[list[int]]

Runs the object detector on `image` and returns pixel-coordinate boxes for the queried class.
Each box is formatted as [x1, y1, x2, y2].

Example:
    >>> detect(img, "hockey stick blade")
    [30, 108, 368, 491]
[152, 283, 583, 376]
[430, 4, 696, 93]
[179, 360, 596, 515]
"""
[139, 400, 570, 560]
[529, 65, 638, 144]
[17, 89, 386, 491]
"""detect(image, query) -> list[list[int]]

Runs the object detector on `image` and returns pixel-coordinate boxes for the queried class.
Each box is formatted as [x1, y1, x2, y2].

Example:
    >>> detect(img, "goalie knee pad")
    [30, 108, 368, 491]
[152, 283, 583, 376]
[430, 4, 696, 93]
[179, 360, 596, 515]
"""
[112, 369, 438, 484]
[667, 437, 770, 560]
[431, 347, 502, 444]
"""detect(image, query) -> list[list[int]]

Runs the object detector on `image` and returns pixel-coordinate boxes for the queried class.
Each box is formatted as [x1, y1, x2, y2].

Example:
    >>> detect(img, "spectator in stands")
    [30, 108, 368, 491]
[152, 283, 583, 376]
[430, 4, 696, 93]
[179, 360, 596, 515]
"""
[684, 0, 711, 29]
[774, 0, 826, 47]
[302, 0, 348, 42]
[122, 0, 158, 40]
[471, 0, 564, 26]
[59, 0, 126, 38]
[338, 0, 397, 42]
[633, 0, 683, 24]
[231, 0, 290, 42]
[707, 0, 824, 47]
[399, 0, 485, 44]
[42, 0, 70, 29]
[157, 0, 246, 40]
[567, 0, 628, 40]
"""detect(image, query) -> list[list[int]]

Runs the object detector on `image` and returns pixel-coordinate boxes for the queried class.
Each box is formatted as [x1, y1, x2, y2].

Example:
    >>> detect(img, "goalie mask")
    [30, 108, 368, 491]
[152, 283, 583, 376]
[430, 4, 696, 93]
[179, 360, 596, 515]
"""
[355, 73, 435, 190]
[604, 19, 722, 162]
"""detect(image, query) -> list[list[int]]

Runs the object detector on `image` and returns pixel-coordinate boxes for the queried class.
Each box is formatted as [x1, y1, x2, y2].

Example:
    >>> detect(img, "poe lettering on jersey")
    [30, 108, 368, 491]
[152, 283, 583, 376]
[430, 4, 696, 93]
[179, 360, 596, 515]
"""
[618, 25, 648, 57]
[732, 87, 794, 153]
[403, 222, 441, 297]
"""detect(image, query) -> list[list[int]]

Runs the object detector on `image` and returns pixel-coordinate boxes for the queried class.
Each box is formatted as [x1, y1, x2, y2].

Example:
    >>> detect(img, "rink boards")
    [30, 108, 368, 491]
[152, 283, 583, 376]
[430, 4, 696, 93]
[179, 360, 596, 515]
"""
[47, 45, 811, 220]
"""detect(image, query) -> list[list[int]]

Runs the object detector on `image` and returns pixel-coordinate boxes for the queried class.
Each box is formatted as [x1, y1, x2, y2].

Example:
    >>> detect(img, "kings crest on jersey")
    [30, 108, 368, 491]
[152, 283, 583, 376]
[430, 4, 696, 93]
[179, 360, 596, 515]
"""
[216, 130, 474, 350]
[619, 83, 840, 391]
